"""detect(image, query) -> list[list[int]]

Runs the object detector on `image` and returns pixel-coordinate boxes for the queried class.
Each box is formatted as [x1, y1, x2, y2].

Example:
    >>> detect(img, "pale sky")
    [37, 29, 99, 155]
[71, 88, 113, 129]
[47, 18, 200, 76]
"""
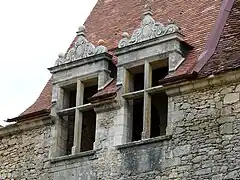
[0, 0, 98, 126]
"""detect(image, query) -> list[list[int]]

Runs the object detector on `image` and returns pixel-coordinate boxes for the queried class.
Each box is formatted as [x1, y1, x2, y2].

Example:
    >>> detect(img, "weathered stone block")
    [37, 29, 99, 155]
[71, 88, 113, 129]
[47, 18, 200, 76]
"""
[195, 168, 211, 175]
[212, 174, 223, 180]
[220, 123, 233, 135]
[173, 145, 191, 157]
[235, 84, 240, 92]
[223, 93, 239, 104]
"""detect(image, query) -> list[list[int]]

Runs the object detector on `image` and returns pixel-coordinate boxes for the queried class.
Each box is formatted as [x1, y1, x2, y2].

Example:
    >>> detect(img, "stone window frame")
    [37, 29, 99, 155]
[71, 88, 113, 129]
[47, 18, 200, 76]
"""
[56, 74, 99, 156]
[121, 59, 168, 141]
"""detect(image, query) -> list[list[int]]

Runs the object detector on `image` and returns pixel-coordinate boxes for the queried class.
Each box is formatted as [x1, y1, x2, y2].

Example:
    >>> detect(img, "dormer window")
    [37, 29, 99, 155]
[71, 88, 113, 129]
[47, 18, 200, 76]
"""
[49, 25, 114, 157]
[57, 78, 98, 155]
[122, 61, 168, 141]
[114, 5, 191, 145]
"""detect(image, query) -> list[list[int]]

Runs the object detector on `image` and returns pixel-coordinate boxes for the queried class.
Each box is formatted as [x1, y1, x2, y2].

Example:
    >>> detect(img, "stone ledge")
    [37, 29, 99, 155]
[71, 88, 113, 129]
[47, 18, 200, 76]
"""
[165, 69, 240, 96]
[49, 150, 97, 163]
[115, 135, 172, 150]
[49, 52, 112, 73]
[0, 117, 53, 138]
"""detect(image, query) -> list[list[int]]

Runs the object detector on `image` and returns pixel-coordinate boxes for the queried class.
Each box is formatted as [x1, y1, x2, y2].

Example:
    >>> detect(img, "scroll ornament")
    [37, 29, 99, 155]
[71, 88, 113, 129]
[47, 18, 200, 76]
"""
[54, 26, 108, 66]
[118, 6, 180, 48]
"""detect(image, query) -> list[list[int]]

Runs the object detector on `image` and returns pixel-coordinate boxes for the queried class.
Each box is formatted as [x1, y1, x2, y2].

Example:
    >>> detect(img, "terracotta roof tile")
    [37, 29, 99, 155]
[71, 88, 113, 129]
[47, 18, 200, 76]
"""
[22, 78, 52, 115]
[90, 78, 118, 102]
[200, 0, 240, 77]
[22, 0, 222, 115]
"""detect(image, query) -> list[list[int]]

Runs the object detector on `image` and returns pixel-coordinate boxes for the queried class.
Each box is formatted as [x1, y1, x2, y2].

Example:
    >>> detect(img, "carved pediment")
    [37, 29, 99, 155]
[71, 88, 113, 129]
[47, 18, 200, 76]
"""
[55, 26, 108, 66]
[118, 5, 180, 48]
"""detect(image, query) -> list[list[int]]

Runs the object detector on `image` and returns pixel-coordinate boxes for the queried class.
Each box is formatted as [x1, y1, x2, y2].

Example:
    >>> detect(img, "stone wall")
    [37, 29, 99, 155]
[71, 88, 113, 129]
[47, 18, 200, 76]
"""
[0, 125, 53, 179]
[1, 79, 240, 180]
[165, 81, 240, 179]
[50, 80, 240, 180]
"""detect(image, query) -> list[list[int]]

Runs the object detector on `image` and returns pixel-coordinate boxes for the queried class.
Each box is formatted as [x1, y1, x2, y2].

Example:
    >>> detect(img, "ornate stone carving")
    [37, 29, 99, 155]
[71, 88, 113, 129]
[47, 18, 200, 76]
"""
[54, 53, 65, 66]
[54, 26, 108, 66]
[118, 5, 180, 48]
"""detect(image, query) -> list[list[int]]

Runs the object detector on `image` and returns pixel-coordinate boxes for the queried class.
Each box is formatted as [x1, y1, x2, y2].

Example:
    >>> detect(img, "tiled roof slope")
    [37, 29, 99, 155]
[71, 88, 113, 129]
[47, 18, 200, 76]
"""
[200, 0, 240, 77]
[22, 78, 52, 115]
[22, 0, 221, 115]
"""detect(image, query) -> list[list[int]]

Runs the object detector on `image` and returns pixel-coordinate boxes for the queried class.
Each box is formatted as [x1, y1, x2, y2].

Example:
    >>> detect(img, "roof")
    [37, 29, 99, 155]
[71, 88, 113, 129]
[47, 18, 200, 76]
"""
[90, 78, 119, 103]
[199, 0, 240, 77]
[22, 0, 230, 116]
[22, 78, 52, 115]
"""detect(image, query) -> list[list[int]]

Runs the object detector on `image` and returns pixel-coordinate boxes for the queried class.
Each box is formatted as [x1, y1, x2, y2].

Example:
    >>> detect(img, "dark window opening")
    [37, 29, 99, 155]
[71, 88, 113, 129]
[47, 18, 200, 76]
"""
[128, 65, 144, 92]
[151, 92, 168, 137]
[69, 89, 77, 107]
[84, 85, 98, 104]
[132, 98, 143, 141]
[63, 85, 77, 108]
[134, 72, 144, 91]
[81, 109, 96, 152]
[66, 113, 75, 155]
[152, 66, 168, 87]
[109, 61, 117, 78]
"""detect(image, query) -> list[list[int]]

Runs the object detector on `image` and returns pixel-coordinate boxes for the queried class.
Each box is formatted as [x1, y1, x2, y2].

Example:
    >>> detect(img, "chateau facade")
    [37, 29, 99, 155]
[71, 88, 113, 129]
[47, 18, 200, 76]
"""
[0, 0, 240, 179]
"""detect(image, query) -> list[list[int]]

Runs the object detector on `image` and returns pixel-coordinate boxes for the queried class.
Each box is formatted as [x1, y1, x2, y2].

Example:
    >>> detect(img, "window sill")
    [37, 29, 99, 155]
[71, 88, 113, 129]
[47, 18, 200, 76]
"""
[49, 150, 96, 163]
[115, 135, 172, 150]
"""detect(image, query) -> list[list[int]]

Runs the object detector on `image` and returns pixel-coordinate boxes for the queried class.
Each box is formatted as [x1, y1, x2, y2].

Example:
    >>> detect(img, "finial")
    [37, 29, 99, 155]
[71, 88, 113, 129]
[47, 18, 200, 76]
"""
[58, 52, 65, 58]
[143, 3, 153, 16]
[77, 25, 86, 36]
[122, 32, 130, 39]
[167, 19, 175, 24]
[98, 39, 105, 46]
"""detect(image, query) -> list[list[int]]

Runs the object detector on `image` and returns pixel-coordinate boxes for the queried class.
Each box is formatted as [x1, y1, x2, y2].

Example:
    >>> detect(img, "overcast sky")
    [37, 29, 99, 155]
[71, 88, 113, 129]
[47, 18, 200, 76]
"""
[0, 0, 98, 126]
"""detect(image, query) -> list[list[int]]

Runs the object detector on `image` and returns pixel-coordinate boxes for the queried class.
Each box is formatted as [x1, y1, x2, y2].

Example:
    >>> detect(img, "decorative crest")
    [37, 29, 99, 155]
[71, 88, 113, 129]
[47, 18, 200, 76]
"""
[118, 5, 180, 48]
[54, 25, 108, 66]
[55, 53, 65, 66]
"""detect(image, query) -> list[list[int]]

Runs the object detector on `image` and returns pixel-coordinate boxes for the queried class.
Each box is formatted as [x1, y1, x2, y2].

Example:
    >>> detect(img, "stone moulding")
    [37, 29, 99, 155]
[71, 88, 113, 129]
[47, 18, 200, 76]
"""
[118, 8, 180, 48]
[0, 116, 53, 138]
[115, 135, 172, 150]
[49, 150, 97, 163]
[54, 26, 108, 66]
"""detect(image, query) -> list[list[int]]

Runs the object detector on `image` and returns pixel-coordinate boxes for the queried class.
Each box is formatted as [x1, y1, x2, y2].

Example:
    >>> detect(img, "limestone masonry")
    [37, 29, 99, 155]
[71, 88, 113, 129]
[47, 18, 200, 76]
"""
[1, 0, 240, 179]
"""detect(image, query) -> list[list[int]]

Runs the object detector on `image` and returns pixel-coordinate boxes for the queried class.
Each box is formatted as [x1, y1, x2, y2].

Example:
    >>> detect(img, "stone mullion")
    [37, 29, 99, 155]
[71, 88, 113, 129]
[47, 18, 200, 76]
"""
[142, 61, 152, 139]
[123, 68, 133, 93]
[72, 79, 84, 154]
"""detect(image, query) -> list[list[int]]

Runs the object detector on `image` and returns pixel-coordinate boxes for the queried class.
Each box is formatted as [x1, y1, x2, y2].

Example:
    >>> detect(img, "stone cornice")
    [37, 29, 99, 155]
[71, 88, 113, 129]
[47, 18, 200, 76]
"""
[165, 69, 240, 96]
[49, 52, 112, 74]
[115, 32, 184, 56]
[0, 116, 53, 138]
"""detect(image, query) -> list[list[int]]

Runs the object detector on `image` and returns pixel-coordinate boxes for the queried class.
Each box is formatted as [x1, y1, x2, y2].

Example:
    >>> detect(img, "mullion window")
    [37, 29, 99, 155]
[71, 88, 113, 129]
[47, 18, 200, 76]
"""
[57, 78, 98, 156]
[123, 60, 168, 142]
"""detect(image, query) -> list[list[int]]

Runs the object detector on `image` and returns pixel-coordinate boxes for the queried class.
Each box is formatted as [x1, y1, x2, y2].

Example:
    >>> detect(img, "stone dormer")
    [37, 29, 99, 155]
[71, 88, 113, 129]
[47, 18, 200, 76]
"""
[113, 6, 192, 145]
[48, 26, 114, 157]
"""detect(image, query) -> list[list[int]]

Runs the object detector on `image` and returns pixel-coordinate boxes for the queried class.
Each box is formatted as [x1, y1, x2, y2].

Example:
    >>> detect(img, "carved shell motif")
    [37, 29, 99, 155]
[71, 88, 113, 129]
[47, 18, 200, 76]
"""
[118, 12, 180, 48]
[54, 26, 107, 66]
